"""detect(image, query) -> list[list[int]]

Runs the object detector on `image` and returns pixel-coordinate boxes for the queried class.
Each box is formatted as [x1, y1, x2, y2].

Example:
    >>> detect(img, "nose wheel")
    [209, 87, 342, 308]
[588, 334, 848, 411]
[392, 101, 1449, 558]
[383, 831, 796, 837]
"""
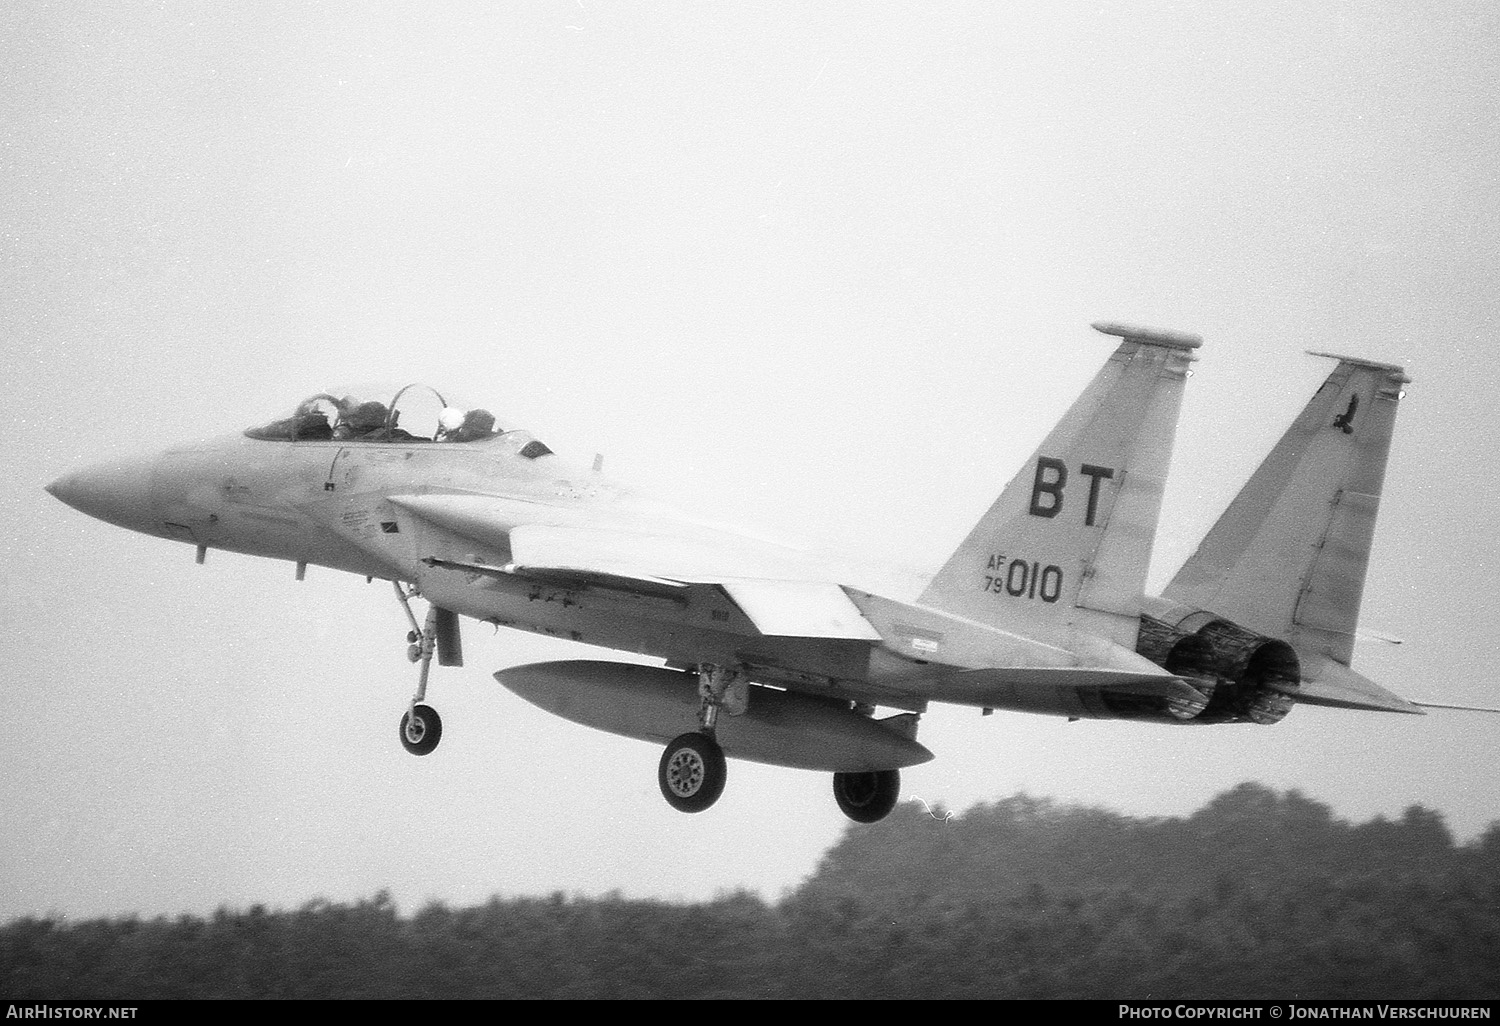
[400, 703, 443, 756]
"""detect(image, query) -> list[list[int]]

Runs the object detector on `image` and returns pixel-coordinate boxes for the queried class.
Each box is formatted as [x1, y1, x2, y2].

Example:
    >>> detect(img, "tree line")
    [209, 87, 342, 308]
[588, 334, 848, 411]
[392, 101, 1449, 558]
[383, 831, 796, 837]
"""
[4, 783, 1497, 999]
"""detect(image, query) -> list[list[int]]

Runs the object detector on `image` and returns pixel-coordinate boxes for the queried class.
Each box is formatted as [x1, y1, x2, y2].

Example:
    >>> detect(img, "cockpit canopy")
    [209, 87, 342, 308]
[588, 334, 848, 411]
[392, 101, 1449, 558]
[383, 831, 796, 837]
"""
[245, 384, 525, 448]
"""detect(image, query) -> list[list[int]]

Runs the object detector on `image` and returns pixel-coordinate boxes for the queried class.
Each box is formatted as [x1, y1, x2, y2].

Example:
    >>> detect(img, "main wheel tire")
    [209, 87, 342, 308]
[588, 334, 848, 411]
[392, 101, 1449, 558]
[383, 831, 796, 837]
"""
[399, 703, 443, 756]
[833, 769, 900, 823]
[658, 732, 727, 813]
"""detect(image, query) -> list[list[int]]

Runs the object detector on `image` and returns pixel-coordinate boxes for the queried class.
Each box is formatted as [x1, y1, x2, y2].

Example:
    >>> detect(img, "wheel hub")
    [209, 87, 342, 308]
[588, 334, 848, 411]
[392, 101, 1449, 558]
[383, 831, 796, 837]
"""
[665, 750, 705, 797]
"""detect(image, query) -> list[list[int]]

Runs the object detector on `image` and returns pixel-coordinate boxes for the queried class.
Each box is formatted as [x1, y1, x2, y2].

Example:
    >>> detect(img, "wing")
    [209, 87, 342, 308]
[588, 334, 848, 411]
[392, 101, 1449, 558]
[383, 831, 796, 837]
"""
[393, 495, 886, 641]
[398, 497, 1189, 703]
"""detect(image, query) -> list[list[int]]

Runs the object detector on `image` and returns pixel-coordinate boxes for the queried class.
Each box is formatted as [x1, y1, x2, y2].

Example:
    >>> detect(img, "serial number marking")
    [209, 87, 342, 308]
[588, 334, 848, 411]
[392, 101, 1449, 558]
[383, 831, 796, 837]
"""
[981, 554, 1063, 603]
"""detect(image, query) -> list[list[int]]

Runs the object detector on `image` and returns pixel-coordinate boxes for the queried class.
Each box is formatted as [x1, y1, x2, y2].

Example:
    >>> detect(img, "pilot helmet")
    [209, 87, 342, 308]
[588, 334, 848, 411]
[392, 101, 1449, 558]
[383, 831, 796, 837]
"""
[462, 409, 496, 435]
[349, 401, 389, 431]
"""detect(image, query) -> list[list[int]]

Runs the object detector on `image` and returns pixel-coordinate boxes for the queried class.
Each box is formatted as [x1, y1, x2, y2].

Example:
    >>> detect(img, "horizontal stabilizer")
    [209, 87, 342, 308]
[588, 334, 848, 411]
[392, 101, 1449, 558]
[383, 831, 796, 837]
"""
[1293, 658, 1424, 715]
[885, 665, 1197, 709]
[1410, 701, 1500, 714]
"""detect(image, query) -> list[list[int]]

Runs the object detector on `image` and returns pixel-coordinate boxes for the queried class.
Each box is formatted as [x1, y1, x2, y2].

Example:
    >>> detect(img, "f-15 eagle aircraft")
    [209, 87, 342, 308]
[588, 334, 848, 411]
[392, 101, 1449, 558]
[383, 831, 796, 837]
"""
[42, 323, 1424, 823]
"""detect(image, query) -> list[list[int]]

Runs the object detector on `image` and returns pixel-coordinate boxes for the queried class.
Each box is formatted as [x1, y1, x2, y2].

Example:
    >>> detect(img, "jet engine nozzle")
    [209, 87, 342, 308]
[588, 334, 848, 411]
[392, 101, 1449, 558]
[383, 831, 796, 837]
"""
[1136, 614, 1300, 726]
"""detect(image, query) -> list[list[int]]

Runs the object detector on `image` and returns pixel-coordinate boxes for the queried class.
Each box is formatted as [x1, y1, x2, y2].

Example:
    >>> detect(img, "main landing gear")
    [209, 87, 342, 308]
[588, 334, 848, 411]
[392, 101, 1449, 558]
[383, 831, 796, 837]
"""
[394, 582, 452, 756]
[654, 665, 905, 823]
[658, 732, 726, 813]
[657, 665, 744, 813]
[832, 769, 901, 823]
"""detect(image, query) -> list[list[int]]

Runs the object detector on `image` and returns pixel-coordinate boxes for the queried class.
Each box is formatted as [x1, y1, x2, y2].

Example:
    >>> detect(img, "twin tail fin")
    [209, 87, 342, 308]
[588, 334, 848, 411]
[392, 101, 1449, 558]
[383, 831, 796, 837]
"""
[917, 322, 1199, 652]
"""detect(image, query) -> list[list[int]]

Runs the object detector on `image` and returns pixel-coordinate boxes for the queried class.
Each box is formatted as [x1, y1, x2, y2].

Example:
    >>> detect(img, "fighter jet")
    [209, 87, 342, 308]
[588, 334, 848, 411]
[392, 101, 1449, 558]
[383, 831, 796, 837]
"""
[43, 322, 1348, 823]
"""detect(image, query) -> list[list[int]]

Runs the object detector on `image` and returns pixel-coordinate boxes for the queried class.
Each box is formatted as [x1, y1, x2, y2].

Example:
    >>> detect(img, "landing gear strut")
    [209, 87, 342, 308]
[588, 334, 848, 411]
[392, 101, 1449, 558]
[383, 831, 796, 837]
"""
[395, 582, 443, 756]
[656, 664, 742, 813]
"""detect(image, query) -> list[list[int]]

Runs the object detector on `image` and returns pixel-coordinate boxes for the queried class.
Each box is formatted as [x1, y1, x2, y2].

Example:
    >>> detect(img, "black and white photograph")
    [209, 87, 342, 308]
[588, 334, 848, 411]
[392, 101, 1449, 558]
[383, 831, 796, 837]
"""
[3, 1, 1498, 1002]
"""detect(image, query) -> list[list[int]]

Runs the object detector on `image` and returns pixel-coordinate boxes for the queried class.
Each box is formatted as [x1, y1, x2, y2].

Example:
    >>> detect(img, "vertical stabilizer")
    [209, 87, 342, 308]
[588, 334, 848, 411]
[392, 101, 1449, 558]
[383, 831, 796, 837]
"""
[1162, 354, 1410, 666]
[918, 322, 1199, 650]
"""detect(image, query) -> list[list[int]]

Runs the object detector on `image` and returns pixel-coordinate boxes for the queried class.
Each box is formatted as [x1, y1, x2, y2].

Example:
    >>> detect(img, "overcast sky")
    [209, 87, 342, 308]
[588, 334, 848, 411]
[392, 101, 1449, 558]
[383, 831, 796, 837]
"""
[3, 1, 1499, 920]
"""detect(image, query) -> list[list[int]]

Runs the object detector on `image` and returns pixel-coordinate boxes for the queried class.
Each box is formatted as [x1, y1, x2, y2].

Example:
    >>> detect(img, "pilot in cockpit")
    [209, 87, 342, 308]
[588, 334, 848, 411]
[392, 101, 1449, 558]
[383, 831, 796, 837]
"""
[440, 408, 497, 443]
[288, 398, 335, 440]
[247, 389, 504, 444]
[334, 399, 390, 439]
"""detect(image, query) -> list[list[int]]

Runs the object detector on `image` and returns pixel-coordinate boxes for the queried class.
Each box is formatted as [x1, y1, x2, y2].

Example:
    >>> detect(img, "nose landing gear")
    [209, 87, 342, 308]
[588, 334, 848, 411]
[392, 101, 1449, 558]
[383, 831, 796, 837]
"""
[400, 702, 443, 756]
[394, 581, 456, 756]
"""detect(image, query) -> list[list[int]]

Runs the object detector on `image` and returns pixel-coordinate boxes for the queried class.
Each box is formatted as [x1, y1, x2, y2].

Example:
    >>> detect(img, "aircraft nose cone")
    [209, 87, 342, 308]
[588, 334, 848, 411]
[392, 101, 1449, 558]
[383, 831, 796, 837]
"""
[46, 454, 160, 534]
